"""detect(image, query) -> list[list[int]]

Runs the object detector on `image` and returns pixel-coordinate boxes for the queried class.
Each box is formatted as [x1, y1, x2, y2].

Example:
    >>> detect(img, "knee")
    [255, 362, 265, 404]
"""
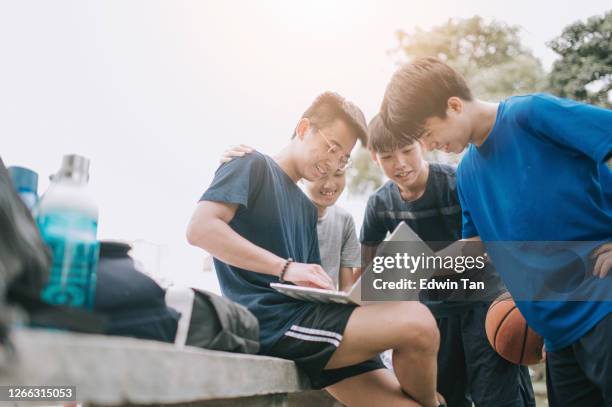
[395, 303, 439, 354]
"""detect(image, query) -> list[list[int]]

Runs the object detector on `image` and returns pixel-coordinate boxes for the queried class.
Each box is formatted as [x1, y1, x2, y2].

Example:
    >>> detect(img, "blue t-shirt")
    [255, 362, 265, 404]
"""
[457, 93, 612, 351]
[360, 163, 505, 316]
[200, 151, 320, 352]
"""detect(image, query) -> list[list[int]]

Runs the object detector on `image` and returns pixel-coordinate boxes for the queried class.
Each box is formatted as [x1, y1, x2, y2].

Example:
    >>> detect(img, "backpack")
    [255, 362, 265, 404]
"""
[95, 241, 179, 342]
[0, 157, 51, 366]
[166, 287, 260, 354]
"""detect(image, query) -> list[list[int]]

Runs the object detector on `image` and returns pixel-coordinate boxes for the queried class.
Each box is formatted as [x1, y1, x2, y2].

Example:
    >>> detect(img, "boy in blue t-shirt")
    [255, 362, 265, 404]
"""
[188, 92, 446, 407]
[381, 57, 612, 407]
[362, 115, 534, 407]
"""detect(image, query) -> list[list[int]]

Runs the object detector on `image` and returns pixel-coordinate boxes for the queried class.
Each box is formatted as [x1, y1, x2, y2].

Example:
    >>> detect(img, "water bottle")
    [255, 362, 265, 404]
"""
[7, 166, 38, 212]
[37, 155, 99, 309]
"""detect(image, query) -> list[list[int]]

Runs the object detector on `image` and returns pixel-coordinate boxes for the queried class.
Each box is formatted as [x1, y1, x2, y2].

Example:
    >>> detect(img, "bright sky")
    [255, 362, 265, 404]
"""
[1, 0, 610, 289]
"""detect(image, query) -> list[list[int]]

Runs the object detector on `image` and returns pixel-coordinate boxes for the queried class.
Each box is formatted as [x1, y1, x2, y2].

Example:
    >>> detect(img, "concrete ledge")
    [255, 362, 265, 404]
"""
[0, 328, 337, 406]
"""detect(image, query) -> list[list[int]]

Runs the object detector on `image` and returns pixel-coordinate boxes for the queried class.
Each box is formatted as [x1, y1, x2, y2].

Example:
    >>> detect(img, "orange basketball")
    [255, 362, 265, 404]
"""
[485, 292, 544, 365]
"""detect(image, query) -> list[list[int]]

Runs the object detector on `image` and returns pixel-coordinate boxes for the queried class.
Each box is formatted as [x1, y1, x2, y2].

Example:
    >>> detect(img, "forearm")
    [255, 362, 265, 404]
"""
[339, 267, 354, 292]
[188, 217, 285, 277]
[352, 267, 363, 281]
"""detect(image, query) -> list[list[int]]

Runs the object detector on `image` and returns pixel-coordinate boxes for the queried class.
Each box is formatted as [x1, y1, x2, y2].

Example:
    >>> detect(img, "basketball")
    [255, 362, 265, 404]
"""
[485, 292, 544, 365]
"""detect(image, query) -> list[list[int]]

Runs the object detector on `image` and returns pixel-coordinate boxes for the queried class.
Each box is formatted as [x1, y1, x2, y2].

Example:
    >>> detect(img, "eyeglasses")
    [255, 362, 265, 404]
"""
[318, 129, 353, 171]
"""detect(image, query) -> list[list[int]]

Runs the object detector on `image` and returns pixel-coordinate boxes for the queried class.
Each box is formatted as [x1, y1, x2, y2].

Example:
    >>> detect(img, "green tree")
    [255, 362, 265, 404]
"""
[347, 16, 546, 194]
[547, 11, 612, 107]
[392, 16, 546, 103]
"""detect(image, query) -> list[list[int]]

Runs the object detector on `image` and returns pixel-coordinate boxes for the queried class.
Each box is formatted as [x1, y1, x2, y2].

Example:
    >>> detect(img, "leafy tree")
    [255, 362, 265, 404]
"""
[347, 16, 546, 194]
[392, 16, 546, 102]
[547, 11, 612, 107]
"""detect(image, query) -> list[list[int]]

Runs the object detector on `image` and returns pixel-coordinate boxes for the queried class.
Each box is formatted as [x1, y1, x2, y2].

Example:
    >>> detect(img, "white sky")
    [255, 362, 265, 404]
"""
[1, 0, 610, 289]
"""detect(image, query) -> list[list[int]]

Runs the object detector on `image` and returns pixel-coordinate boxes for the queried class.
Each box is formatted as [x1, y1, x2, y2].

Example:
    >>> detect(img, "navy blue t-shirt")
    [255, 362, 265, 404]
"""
[360, 163, 505, 316]
[361, 163, 462, 249]
[457, 93, 612, 351]
[200, 151, 319, 352]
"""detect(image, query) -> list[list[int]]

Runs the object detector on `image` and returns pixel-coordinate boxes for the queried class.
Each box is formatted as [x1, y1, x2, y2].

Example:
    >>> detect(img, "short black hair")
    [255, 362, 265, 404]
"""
[367, 114, 414, 153]
[381, 57, 473, 142]
[295, 91, 368, 147]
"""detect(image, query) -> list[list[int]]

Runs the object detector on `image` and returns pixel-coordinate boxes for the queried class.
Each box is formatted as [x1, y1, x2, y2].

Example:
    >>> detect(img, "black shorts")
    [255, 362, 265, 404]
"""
[436, 302, 535, 407]
[266, 303, 385, 389]
[546, 312, 612, 407]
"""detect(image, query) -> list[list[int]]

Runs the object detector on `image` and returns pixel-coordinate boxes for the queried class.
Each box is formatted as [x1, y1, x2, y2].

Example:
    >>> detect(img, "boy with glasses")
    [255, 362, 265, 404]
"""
[222, 142, 360, 292]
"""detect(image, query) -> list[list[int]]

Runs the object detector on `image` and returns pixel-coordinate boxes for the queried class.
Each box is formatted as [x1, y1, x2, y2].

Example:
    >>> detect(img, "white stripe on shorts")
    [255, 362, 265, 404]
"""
[290, 325, 343, 342]
[284, 331, 341, 347]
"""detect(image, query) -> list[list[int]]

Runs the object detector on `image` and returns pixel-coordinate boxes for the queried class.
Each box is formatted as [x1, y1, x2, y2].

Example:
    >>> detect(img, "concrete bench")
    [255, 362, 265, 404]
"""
[0, 328, 339, 406]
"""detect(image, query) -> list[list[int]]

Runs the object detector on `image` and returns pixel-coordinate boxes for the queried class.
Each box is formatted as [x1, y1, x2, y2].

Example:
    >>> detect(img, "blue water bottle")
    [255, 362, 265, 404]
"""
[37, 155, 100, 309]
[7, 166, 38, 211]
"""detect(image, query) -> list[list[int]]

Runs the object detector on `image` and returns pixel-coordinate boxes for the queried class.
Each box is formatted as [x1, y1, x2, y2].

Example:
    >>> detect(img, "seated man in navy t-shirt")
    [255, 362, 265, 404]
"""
[381, 57, 612, 407]
[187, 92, 446, 407]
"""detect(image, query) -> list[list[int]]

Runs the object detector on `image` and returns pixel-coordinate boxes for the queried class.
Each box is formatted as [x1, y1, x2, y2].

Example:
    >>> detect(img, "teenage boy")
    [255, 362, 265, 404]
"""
[381, 57, 612, 406]
[362, 114, 534, 407]
[222, 145, 360, 292]
[187, 92, 446, 407]
[302, 172, 361, 291]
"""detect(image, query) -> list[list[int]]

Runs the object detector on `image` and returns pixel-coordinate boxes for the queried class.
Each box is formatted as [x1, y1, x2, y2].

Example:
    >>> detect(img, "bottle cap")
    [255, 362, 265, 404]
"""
[55, 154, 90, 183]
[7, 166, 38, 193]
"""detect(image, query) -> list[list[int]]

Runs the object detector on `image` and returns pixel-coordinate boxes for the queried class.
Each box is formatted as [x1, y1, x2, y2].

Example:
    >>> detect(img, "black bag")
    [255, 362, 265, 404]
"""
[165, 286, 260, 354]
[0, 158, 50, 303]
[0, 157, 50, 356]
[186, 289, 260, 354]
[95, 241, 180, 342]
